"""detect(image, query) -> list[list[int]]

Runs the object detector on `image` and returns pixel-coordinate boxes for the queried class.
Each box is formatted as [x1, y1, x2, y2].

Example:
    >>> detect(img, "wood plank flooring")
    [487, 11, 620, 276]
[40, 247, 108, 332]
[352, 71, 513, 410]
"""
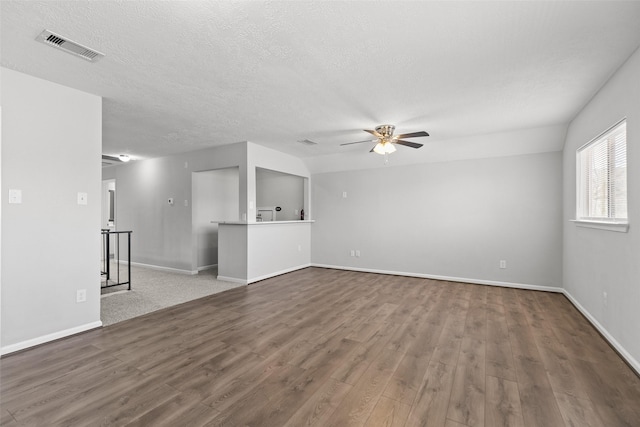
[1, 267, 639, 426]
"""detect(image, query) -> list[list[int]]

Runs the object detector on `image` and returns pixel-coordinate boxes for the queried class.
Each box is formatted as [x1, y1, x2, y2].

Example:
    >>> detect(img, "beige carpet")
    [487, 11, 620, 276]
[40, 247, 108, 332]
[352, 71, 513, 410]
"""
[100, 264, 244, 326]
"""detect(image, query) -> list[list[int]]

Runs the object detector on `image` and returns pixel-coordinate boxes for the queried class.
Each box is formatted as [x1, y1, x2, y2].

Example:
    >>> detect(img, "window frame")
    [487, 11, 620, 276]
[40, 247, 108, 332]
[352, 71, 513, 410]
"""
[574, 118, 628, 233]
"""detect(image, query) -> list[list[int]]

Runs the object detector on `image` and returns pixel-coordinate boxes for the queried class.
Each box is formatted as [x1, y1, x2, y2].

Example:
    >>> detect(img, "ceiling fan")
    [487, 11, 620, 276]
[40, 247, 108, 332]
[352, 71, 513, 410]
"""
[340, 124, 429, 156]
[102, 154, 131, 166]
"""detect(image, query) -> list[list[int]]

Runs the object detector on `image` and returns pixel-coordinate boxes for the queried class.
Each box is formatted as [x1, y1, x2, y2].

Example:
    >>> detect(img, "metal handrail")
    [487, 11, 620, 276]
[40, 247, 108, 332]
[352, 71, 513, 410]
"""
[101, 230, 132, 291]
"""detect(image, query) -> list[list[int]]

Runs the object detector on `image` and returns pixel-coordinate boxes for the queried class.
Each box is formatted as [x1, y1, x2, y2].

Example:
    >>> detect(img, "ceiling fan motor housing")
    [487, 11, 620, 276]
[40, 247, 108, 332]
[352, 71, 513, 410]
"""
[375, 124, 395, 138]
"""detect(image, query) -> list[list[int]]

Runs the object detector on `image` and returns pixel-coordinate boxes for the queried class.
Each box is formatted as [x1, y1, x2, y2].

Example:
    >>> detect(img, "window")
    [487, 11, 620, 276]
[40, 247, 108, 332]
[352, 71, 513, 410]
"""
[576, 119, 627, 228]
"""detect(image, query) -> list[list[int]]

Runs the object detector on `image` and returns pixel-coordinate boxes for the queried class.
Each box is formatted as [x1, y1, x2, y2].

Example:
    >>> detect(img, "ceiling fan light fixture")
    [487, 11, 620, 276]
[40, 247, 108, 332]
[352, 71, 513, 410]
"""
[385, 142, 396, 154]
[119, 154, 131, 162]
[340, 124, 428, 156]
[373, 141, 396, 155]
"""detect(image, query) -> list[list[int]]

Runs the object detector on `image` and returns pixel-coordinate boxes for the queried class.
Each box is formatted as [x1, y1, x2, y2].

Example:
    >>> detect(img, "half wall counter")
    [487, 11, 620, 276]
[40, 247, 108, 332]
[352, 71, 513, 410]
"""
[215, 220, 314, 284]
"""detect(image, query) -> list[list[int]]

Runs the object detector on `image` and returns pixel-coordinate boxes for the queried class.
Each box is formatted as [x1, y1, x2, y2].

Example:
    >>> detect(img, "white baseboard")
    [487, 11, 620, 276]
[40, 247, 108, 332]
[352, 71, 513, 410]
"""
[562, 290, 640, 376]
[121, 260, 198, 275]
[248, 263, 311, 284]
[216, 276, 249, 285]
[198, 263, 218, 272]
[218, 263, 311, 286]
[310, 264, 563, 293]
[1, 321, 103, 356]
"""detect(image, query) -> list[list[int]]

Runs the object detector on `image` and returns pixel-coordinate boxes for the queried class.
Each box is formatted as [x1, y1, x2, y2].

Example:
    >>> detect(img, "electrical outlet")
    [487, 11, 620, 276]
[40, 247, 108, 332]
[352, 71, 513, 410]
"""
[350, 250, 355, 257]
[184, 199, 189, 207]
[342, 191, 347, 198]
[499, 260, 506, 269]
[298, 244, 302, 252]
[355, 250, 361, 257]
[76, 289, 87, 303]
[603, 291, 608, 306]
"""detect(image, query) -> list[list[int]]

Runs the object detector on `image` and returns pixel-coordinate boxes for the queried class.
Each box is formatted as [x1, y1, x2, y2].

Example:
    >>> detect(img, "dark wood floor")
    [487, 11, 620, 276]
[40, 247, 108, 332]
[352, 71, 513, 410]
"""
[2, 268, 639, 426]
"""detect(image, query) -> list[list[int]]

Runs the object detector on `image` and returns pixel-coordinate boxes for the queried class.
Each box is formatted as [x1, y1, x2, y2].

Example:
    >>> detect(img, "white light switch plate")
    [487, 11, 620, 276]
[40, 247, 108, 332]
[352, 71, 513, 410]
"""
[9, 189, 22, 204]
[77, 192, 88, 205]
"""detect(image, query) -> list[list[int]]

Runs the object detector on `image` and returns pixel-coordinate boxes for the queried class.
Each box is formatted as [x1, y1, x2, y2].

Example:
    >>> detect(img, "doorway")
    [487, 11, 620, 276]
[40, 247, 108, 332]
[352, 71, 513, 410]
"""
[192, 168, 240, 272]
[101, 179, 116, 229]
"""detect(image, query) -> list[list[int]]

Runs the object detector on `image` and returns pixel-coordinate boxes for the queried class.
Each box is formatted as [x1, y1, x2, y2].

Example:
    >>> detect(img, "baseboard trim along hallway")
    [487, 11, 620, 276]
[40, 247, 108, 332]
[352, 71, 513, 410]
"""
[311, 263, 563, 293]
[0, 321, 103, 356]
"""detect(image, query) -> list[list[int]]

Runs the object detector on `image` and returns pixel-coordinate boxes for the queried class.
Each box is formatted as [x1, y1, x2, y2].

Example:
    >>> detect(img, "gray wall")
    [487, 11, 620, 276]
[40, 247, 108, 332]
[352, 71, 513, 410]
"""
[105, 141, 310, 273]
[1, 68, 102, 352]
[563, 46, 640, 368]
[256, 168, 305, 221]
[192, 168, 239, 269]
[311, 151, 563, 288]
[247, 143, 310, 222]
[110, 143, 247, 272]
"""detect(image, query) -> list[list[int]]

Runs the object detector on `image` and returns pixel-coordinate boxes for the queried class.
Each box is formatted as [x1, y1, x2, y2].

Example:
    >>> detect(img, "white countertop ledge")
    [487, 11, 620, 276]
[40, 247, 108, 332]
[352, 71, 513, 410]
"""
[214, 220, 315, 225]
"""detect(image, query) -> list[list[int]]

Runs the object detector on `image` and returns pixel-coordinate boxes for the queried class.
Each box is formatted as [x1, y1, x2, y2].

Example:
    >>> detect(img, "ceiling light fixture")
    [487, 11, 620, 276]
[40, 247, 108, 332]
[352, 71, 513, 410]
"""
[372, 140, 396, 155]
[118, 154, 131, 162]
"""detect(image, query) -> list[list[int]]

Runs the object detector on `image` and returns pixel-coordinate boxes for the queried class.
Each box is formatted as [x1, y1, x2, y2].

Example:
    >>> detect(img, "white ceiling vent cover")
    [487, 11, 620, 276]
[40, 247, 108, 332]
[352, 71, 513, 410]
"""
[36, 30, 104, 62]
[297, 139, 318, 146]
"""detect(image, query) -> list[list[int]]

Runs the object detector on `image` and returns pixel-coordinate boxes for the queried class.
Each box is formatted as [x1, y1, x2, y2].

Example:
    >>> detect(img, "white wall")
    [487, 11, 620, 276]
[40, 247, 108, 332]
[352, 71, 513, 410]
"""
[311, 150, 563, 289]
[1, 68, 102, 353]
[248, 222, 311, 280]
[192, 168, 239, 269]
[563, 46, 640, 370]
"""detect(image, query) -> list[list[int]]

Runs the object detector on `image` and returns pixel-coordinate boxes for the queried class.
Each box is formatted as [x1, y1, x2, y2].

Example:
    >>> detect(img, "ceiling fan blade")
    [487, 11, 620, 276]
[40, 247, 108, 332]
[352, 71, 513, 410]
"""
[364, 129, 382, 138]
[340, 139, 376, 146]
[396, 131, 429, 139]
[395, 140, 423, 149]
[369, 145, 377, 153]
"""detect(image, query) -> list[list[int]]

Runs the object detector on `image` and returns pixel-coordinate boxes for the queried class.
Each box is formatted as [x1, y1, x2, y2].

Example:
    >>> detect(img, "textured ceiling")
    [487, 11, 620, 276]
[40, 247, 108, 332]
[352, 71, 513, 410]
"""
[2, 1, 640, 162]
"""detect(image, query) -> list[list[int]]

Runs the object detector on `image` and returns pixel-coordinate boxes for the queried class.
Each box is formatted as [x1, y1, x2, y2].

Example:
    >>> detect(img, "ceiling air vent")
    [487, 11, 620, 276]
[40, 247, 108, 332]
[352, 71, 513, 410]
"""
[297, 139, 318, 146]
[36, 30, 104, 62]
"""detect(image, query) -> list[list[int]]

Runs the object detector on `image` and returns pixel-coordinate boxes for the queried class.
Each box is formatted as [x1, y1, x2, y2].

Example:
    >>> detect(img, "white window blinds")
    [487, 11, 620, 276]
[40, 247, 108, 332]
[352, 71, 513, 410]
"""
[577, 119, 627, 222]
